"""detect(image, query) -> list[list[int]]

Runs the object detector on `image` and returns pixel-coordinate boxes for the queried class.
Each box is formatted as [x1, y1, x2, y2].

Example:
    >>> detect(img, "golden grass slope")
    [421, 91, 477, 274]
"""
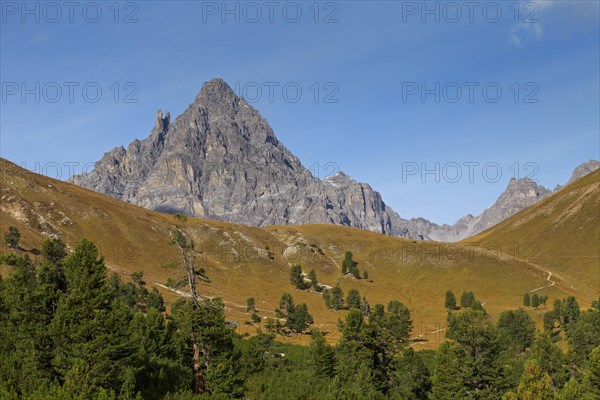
[0, 158, 594, 346]
[466, 169, 600, 304]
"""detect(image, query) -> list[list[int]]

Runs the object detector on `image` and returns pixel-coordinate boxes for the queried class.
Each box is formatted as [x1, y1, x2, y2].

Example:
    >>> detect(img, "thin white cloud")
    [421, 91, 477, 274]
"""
[509, 23, 544, 47]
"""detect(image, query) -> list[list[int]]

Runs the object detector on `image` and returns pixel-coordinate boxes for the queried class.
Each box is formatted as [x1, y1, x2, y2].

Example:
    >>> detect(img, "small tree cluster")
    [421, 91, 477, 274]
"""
[524, 292, 548, 309]
[341, 251, 361, 279]
[543, 296, 581, 335]
[274, 293, 313, 334]
[290, 265, 324, 292]
[323, 285, 346, 311]
[456, 290, 486, 313]
[323, 286, 370, 315]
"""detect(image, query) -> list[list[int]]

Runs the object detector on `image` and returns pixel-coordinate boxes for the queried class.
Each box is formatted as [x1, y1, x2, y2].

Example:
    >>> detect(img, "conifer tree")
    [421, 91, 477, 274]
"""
[430, 342, 465, 400]
[532, 293, 540, 309]
[503, 360, 558, 400]
[445, 290, 457, 309]
[168, 214, 210, 394]
[460, 291, 475, 308]
[4, 226, 20, 249]
[309, 331, 336, 378]
[290, 264, 304, 289]
[323, 288, 332, 309]
[346, 288, 361, 310]
[308, 269, 319, 291]
[524, 293, 531, 307]
[51, 239, 135, 398]
[331, 285, 345, 311]
[389, 347, 431, 400]
[246, 297, 256, 313]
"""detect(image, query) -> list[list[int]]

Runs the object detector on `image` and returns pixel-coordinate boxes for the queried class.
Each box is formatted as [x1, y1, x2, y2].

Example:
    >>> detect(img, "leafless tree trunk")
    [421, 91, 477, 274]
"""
[170, 215, 205, 393]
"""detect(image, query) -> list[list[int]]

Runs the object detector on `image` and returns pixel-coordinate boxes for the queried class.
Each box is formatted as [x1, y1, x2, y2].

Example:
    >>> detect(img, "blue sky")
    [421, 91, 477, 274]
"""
[1, 0, 599, 224]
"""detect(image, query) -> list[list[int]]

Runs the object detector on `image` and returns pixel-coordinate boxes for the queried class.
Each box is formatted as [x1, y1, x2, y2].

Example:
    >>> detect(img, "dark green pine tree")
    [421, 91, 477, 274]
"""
[0, 254, 55, 393]
[331, 285, 345, 311]
[543, 310, 559, 333]
[246, 297, 256, 313]
[278, 293, 295, 316]
[389, 347, 431, 400]
[146, 287, 165, 312]
[430, 342, 466, 400]
[584, 346, 600, 399]
[38, 238, 68, 310]
[4, 226, 21, 249]
[567, 308, 600, 363]
[446, 309, 509, 399]
[171, 297, 244, 397]
[335, 309, 374, 384]
[287, 303, 314, 333]
[341, 251, 352, 275]
[386, 300, 413, 351]
[524, 293, 531, 307]
[323, 288, 332, 309]
[472, 300, 486, 314]
[531, 293, 540, 309]
[561, 296, 581, 326]
[497, 309, 536, 353]
[127, 307, 189, 400]
[308, 269, 319, 291]
[529, 332, 567, 389]
[290, 264, 304, 289]
[445, 290, 457, 309]
[460, 291, 475, 308]
[309, 331, 336, 378]
[349, 264, 361, 279]
[50, 239, 136, 398]
[346, 288, 361, 310]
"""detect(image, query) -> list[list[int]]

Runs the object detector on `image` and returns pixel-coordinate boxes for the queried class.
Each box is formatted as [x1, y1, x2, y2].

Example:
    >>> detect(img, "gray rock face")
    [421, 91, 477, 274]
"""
[409, 177, 552, 242]
[567, 160, 600, 185]
[417, 161, 598, 241]
[422, 178, 551, 241]
[71, 79, 418, 236]
[71, 78, 597, 242]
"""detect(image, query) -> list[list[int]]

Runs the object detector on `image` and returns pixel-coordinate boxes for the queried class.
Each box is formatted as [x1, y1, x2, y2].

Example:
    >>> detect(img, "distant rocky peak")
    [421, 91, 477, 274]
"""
[505, 175, 548, 192]
[567, 160, 600, 184]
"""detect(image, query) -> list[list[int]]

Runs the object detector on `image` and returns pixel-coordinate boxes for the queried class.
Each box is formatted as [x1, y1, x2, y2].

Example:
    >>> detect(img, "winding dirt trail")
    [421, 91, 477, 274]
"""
[529, 271, 555, 293]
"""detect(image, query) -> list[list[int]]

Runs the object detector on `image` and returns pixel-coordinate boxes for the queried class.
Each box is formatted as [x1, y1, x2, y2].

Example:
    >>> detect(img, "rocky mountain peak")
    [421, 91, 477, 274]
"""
[70, 78, 597, 243]
[324, 171, 355, 186]
[193, 78, 240, 111]
[567, 160, 600, 184]
[71, 78, 413, 236]
[503, 176, 549, 198]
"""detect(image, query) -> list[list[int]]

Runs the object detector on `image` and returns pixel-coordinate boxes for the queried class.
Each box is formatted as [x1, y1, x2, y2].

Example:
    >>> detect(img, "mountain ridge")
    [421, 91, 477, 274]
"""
[70, 78, 599, 242]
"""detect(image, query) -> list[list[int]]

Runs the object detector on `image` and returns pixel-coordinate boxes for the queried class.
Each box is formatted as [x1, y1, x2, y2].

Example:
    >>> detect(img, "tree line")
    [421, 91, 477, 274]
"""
[1, 226, 599, 399]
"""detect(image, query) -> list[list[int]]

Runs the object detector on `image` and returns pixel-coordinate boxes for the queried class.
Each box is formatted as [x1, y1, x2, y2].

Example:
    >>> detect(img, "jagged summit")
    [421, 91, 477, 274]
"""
[71, 78, 415, 236]
[194, 78, 239, 106]
[71, 78, 597, 242]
